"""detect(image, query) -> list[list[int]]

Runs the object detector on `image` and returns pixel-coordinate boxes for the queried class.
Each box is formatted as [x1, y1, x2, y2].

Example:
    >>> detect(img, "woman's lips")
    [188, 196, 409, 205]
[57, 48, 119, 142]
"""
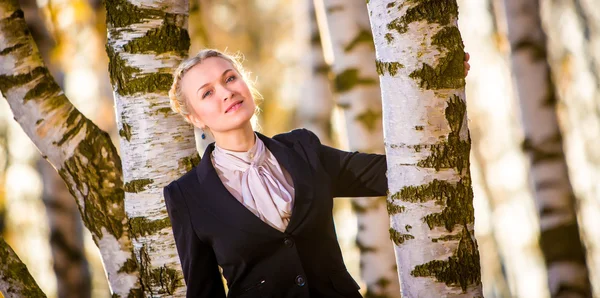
[225, 100, 243, 113]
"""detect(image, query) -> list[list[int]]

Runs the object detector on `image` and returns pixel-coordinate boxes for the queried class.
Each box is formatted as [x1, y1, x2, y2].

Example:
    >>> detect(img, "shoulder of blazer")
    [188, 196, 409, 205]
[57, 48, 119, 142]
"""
[166, 128, 320, 194]
[166, 166, 198, 198]
[272, 128, 320, 150]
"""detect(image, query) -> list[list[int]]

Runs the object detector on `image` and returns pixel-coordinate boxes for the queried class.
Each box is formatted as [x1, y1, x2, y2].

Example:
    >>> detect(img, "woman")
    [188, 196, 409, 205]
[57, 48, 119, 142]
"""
[164, 49, 471, 297]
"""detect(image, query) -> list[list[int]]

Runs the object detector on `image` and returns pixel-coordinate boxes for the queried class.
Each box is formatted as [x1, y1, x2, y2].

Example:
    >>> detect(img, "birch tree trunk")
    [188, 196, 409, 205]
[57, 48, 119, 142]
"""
[0, 237, 46, 297]
[503, 0, 592, 296]
[318, 1, 400, 296]
[294, 0, 334, 145]
[103, 0, 197, 295]
[366, 0, 483, 296]
[0, 1, 141, 296]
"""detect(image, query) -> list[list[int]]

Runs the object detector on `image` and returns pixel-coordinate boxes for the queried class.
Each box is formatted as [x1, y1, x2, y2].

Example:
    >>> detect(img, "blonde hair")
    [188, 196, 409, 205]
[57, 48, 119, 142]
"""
[168, 49, 262, 129]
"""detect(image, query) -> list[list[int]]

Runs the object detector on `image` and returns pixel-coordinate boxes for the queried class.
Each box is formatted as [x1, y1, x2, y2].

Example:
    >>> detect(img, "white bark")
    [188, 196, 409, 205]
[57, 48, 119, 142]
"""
[104, 0, 196, 295]
[542, 0, 600, 296]
[0, 1, 140, 296]
[319, 0, 400, 296]
[504, 0, 592, 296]
[367, 0, 483, 296]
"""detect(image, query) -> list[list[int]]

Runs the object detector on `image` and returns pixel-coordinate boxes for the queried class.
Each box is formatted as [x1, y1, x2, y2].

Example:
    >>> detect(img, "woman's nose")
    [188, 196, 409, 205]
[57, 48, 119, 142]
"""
[217, 84, 234, 101]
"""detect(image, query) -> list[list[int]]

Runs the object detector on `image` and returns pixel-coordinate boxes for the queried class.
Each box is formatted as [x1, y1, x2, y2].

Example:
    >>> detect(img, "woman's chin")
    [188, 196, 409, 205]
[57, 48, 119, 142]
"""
[216, 113, 253, 131]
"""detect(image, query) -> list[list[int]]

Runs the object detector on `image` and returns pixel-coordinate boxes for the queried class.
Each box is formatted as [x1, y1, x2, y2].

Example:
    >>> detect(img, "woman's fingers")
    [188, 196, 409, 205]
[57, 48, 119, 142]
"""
[464, 52, 471, 77]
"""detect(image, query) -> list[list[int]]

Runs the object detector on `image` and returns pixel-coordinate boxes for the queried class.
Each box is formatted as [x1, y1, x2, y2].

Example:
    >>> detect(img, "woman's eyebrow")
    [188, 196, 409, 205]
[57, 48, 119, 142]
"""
[196, 69, 234, 95]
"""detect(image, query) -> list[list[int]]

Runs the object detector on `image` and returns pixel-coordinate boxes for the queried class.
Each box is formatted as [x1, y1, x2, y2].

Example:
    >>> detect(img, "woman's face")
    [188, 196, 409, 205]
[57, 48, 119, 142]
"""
[181, 57, 255, 133]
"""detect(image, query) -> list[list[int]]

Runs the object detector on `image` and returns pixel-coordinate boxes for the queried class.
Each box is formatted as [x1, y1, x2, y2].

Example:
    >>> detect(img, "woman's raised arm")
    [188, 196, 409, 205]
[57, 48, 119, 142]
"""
[302, 129, 388, 198]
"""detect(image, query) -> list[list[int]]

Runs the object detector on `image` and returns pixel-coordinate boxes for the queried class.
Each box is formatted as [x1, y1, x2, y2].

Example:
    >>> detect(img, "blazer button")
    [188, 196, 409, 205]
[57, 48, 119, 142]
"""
[284, 237, 294, 247]
[295, 275, 306, 287]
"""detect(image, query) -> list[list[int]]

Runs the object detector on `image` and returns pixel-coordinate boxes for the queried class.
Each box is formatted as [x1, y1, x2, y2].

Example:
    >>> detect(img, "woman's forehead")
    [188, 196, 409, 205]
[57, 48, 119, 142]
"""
[192, 57, 234, 75]
[183, 57, 236, 88]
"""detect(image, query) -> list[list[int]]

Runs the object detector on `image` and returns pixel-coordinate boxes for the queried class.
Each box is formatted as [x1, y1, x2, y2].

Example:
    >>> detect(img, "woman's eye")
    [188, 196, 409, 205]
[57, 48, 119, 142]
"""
[202, 90, 212, 98]
[226, 75, 236, 83]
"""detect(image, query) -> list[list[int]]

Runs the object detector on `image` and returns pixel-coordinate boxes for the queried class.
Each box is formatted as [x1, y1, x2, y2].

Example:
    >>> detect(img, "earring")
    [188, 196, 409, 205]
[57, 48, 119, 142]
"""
[201, 128, 206, 139]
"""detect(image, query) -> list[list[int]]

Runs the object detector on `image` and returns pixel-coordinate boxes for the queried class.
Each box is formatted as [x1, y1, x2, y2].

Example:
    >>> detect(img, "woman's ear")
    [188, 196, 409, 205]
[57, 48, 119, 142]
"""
[185, 113, 205, 128]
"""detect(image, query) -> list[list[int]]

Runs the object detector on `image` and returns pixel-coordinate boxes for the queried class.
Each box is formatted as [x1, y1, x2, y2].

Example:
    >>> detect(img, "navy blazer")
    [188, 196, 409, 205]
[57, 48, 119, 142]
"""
[163, 128, 387, 298]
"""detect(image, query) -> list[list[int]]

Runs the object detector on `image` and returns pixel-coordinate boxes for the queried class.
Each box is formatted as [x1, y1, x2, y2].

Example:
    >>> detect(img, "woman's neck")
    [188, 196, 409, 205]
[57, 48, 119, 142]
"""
[212, 123, 256, 152]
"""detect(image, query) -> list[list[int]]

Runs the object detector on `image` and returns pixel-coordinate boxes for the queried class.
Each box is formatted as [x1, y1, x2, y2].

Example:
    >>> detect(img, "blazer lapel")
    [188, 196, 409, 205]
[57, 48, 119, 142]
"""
[193, 132, 316, 237]
[256, 132, 315, 234]
[194, 143, 281, 237]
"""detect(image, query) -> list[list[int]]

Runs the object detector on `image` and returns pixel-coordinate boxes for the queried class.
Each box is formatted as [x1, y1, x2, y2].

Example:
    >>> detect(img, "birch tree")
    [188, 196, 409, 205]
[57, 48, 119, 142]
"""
[316, 1, 401, 296]
[0, 0, 141, 296]
[103, 0, 197, 294]
[366, 0, 483, 296]
[504, 0, 593, 295]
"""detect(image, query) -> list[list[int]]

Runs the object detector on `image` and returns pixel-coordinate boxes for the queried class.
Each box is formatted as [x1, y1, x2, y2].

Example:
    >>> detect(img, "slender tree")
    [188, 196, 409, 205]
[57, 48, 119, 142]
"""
[366, 0, 483, 296]
[0, 0, 141, 295]
[318, 1, 401, 295]
[504, 0, 592, 296]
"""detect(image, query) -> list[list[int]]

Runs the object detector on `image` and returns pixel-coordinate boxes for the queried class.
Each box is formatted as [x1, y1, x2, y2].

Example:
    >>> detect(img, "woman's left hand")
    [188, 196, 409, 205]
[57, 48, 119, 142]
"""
[464, 52, 471, 77]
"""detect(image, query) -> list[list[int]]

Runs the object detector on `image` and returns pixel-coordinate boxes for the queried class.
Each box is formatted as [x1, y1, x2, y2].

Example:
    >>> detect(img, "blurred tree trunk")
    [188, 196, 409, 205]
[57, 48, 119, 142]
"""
[0, 0, 141, 296]
[39, 160, 92, 298]
[294, 0, 333, 145]
[0, 237, 46, 297]
[17, 0, 61, 84]
[542, 0, 600, 295]
[503, 0, 592, 296]
[0, 101, 7, 236]
[366, 0, 483, 296]
[189, 0, 210, 54]
[460, 0, 544, 296]
[103, 0, 196, 295]
[458, 1, 512, 297]
[318, 1, 400, 296]
[573, 0, 600, 92]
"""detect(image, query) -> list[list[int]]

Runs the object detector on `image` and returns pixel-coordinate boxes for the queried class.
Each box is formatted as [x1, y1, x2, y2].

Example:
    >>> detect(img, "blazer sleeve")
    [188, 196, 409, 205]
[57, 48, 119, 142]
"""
[301, 128, 388, 197]
[163, 181, 226, 298]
